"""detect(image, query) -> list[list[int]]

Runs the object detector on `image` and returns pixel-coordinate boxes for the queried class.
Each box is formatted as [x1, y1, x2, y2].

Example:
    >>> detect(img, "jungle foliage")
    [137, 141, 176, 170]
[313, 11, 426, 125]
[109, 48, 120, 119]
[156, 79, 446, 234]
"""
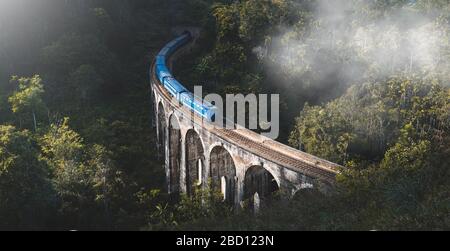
[0, 0, 448, 230]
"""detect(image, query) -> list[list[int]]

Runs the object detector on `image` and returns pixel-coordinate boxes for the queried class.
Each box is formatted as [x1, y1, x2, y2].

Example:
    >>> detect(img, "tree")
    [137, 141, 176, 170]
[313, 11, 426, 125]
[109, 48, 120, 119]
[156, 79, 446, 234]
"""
[67, 64, 104, 107]
[40, 117, 124, 229]
[40, 33, 120, 109]
[289, 73, 449, 165]
[40, 118, 90, 226]
[8, 75, 47, 131]
[88, 144, 124, 227]
[0, 125, 55, 229]
[41, 33, 119, 80]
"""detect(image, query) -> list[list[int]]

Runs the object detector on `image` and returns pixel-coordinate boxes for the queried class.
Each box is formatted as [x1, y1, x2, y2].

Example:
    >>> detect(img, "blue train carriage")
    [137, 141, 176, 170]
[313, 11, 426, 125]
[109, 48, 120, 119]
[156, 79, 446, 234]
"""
[156, 32, 221, 122]
[165, 40, 181, 56]
[158, 32, 191, 58]
[156, 55, 166, 66]
[179, 92, 196, 112]
[204, 103, 217, 122]
[169, 32, 191, 53]
[163, 77, 188, 100]
[179, 92, 217, 122]
[155, 64, 172, 83]
[155, 32, 192, 84]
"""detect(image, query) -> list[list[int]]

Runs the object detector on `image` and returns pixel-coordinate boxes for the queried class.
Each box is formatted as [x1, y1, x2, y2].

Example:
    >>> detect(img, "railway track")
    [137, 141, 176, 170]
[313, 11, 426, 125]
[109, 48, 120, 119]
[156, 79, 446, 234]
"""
[214, 128, 337, 182]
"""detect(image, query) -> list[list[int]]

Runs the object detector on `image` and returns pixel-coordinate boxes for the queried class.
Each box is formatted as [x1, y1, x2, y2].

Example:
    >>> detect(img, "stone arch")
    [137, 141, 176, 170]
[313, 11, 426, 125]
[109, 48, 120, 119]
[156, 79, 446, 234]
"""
[168, 114, 182, 194]
[157, 102, 167, 159]
[243, 165, 280, 206]
[185, 129, 205, 196]
[292, 187, 324, 203]
[209, 145, 237, 205]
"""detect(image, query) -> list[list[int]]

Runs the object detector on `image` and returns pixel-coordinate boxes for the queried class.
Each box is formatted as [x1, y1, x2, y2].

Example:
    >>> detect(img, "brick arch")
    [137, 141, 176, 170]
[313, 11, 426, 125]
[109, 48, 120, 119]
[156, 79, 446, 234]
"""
[168, 113, 182, 194]
[243, 165, 280, 202]
[185, 129, 205, 196]
[209, 145, 237, 205]
[157, 102, 167, 158]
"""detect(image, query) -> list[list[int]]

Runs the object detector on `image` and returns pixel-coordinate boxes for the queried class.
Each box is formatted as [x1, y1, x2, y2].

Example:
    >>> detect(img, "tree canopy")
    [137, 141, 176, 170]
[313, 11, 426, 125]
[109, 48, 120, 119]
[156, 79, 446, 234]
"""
[0, 0, 448, 230]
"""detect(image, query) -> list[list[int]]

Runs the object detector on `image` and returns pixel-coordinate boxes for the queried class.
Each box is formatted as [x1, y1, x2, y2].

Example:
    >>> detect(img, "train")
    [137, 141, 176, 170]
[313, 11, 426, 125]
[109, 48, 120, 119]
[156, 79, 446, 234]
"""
[155, 32, 216, 122]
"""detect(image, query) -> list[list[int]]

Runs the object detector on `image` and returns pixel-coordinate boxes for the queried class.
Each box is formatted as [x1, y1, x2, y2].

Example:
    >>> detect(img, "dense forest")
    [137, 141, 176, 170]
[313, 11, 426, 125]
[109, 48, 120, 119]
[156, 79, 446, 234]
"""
[0, 0, 448, 230]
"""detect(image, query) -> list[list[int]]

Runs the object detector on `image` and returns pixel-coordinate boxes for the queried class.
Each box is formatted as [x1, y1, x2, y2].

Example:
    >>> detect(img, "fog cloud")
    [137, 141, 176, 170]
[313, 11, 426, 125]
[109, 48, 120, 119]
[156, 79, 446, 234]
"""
[255, 0, 450, 87]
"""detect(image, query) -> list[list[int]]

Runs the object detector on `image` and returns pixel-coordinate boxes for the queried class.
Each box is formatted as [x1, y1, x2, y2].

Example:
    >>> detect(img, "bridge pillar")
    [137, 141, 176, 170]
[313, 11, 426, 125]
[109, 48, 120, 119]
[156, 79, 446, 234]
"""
[155, 101, 160, 154]
[202, 153, 211, 191]
[235, 163, 246, 209]
[179, 130, 187, 194]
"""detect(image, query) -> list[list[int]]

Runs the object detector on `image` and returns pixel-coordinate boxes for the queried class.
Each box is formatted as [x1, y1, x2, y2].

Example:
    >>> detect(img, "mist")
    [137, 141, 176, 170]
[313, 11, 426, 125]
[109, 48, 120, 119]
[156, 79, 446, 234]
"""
[255, 0, 450, 89]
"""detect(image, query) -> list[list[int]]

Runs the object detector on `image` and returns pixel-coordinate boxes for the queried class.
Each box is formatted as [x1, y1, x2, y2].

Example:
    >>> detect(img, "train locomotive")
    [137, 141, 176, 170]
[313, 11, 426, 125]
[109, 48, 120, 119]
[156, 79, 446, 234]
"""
[155, 32, 216, 122]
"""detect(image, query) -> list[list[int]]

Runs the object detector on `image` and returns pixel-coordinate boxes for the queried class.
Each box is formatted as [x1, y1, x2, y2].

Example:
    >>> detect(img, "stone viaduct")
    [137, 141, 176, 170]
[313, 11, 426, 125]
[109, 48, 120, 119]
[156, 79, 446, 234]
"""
[150, 30, 341, 208]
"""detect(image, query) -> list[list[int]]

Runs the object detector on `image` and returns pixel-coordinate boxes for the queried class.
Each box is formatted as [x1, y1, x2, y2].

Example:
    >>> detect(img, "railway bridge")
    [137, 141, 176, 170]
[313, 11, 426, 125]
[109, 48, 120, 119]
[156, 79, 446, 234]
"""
[151, 30, 341, 208]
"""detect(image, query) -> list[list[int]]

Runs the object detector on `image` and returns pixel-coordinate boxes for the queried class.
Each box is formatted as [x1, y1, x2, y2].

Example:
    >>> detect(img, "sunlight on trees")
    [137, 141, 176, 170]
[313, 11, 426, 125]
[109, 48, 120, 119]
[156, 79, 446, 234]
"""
[0, 0, 448, 230]
[8, 75, 47, 131]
